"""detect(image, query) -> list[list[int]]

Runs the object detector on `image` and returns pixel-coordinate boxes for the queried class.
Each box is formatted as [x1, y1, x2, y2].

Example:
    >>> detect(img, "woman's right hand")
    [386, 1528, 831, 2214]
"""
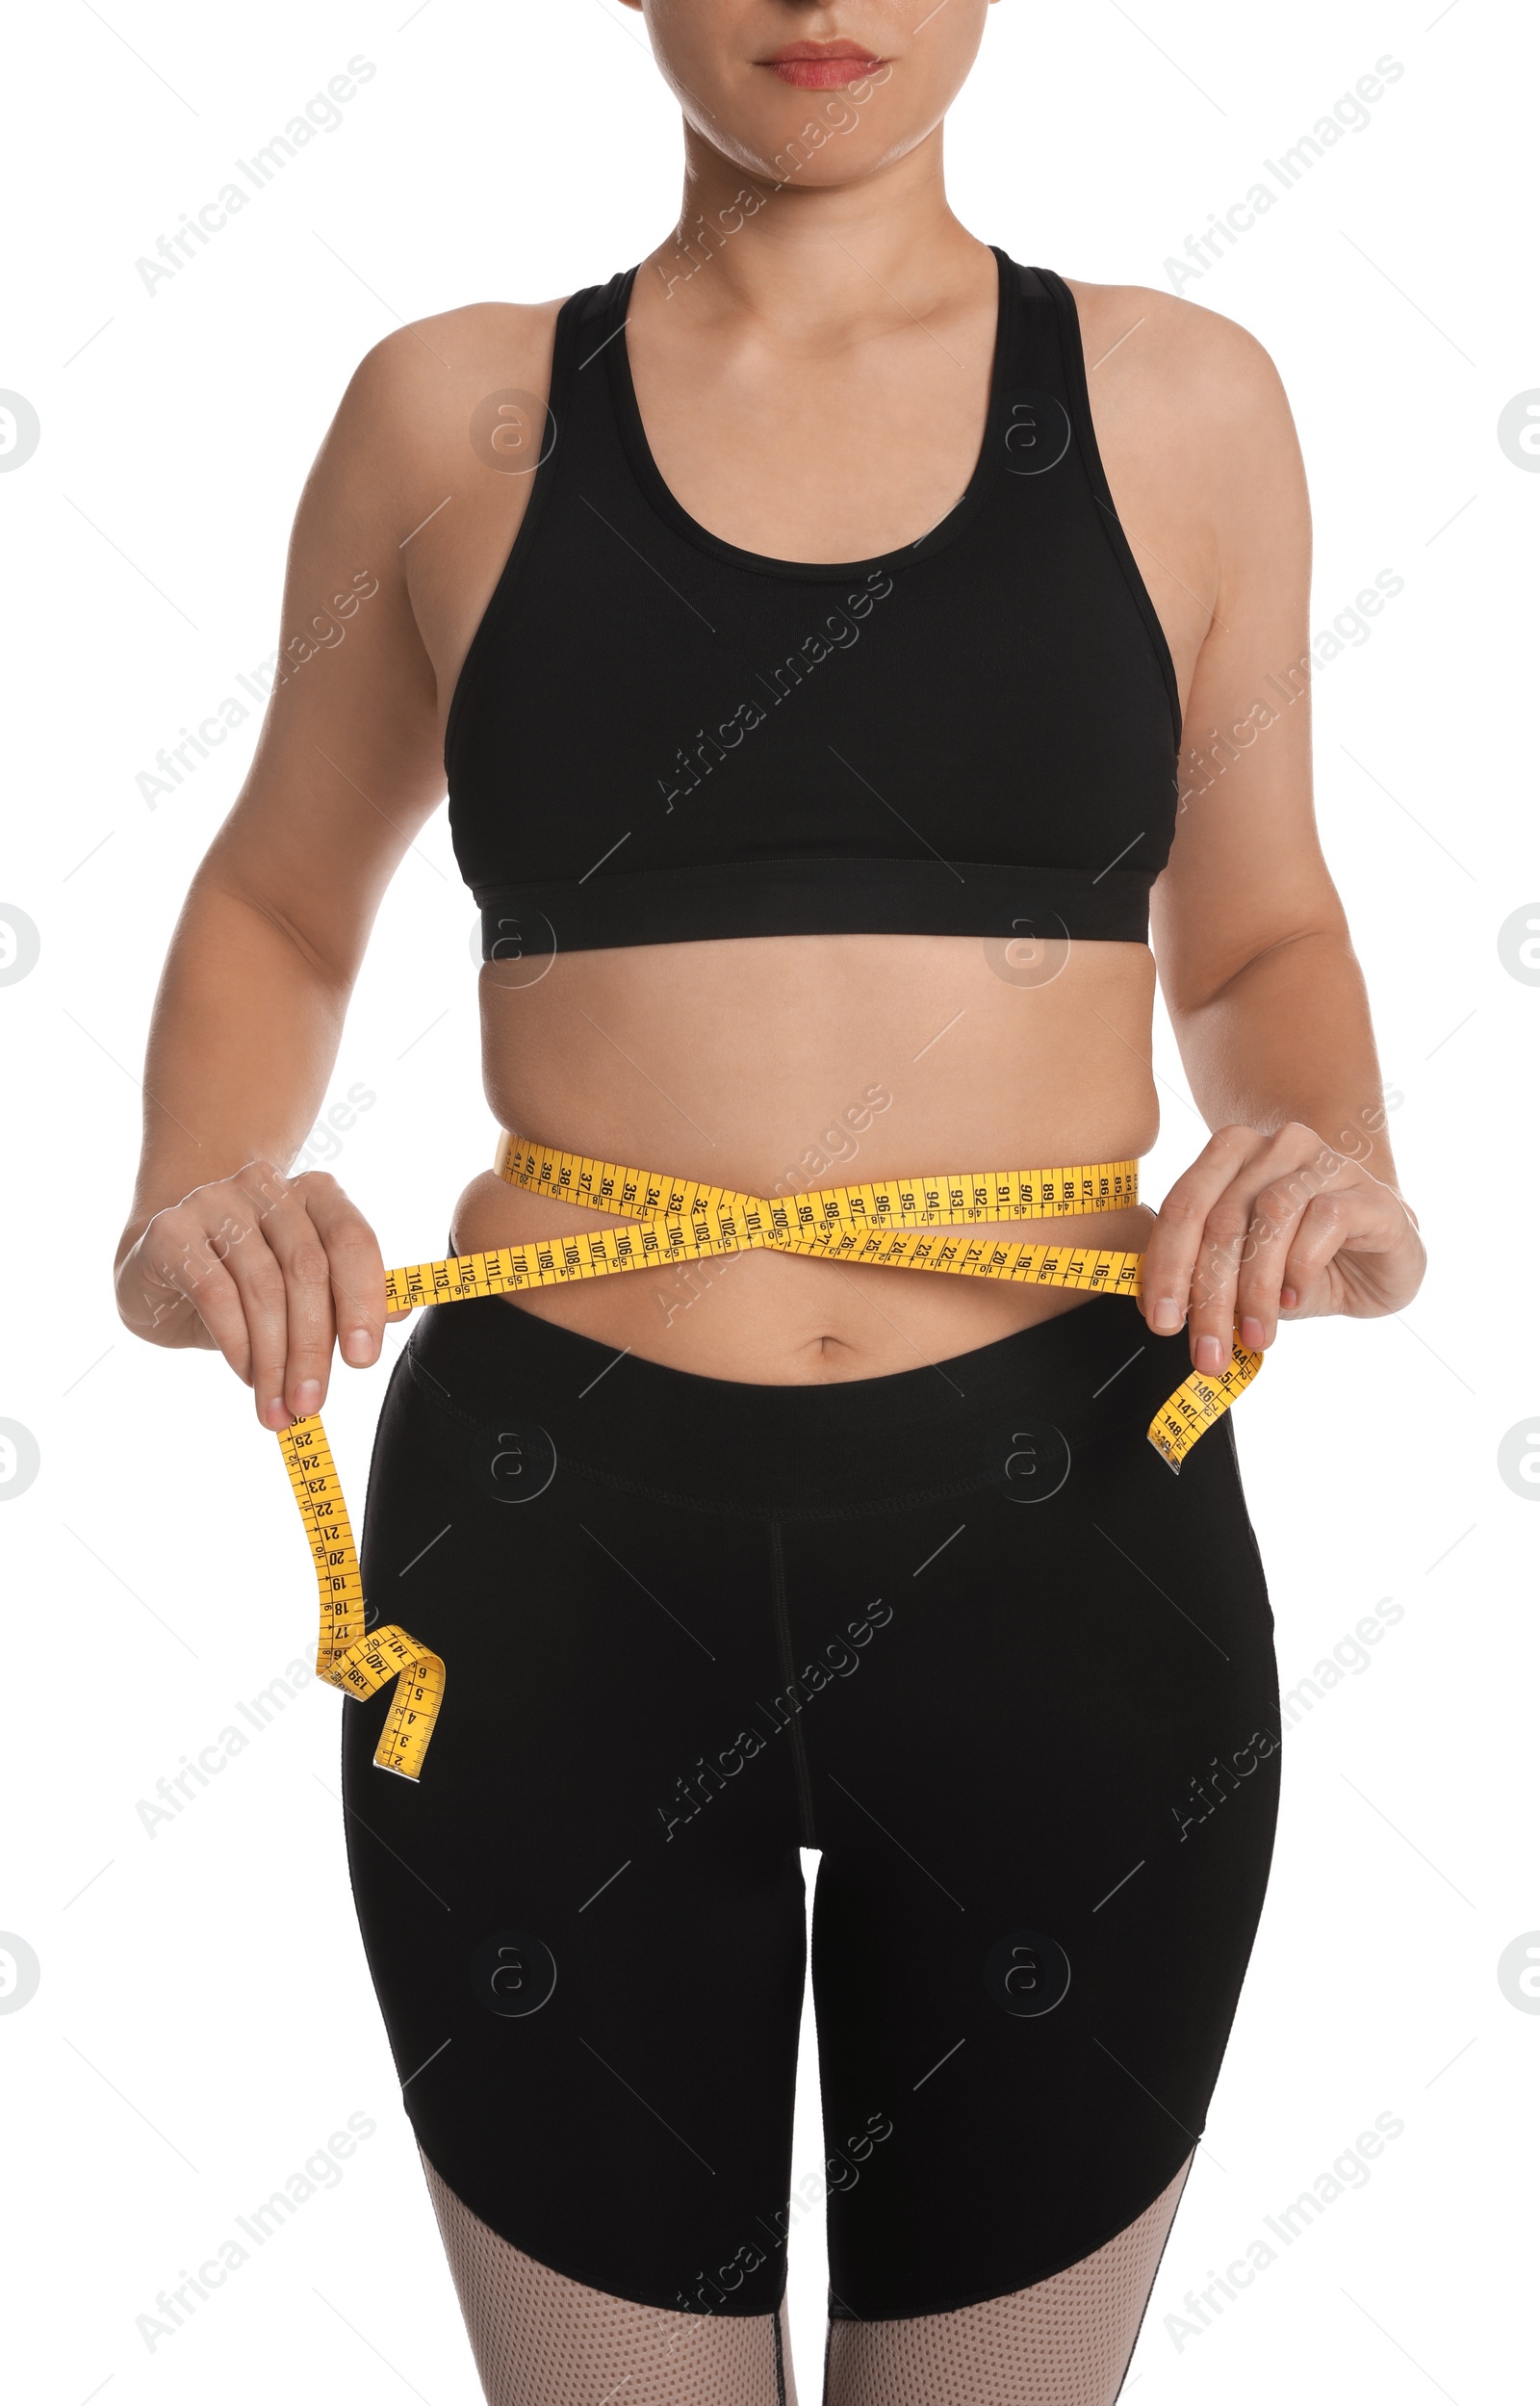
[116, 1162, 403, 1429]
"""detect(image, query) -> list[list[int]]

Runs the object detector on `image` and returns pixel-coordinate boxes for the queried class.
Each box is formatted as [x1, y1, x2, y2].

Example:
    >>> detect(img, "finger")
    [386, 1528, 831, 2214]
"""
[1231, 1202, 1297, 1351]
[137, 1213, 257, 1374]
[218, 1205, 309, 1428]
[1154, 1125, 1348, 1363]
[1185, 1203, 1252, 1374]
[1189, 1137, 1344, 1368]
[302, 1176, 390, 1369]
[1277, 1186, 1398, 1314]
[1139, 1126, 1265, 1336]
[1249, 1142, 1385, 1334]
[259, 1202, 341, 1423]
[1231, 1158, 1362, 1349]
[1180, 1149, 1300, 1369]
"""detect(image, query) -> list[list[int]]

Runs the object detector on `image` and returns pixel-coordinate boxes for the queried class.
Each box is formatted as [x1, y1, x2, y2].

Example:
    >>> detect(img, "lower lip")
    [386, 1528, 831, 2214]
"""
[765, 58, 884, 88]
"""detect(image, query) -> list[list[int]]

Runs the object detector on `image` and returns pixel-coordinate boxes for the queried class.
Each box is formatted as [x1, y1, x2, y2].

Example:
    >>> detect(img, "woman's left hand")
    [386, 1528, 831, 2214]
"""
[1138, 1122, 1426, 1375]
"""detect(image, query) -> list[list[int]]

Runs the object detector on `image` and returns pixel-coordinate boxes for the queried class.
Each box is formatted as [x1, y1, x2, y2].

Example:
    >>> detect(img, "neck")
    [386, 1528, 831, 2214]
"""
[644, 121, 990, 342]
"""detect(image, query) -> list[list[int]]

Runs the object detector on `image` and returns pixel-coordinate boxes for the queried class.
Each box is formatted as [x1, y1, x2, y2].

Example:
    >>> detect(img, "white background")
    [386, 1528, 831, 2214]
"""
[2, 1, 1536, 2400]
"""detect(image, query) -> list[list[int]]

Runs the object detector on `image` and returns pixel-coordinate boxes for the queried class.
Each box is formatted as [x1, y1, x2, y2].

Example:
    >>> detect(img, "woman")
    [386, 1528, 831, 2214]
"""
[115, 4, 1424, 2400]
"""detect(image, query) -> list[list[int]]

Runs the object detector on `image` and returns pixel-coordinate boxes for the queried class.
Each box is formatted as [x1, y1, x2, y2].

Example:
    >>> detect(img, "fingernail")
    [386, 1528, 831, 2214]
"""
[342, 1329, 374, 1366]
[260, 1396, 288, 1430]
[293, 1379, 322, 1414]
[1194, 1334, 1225, 1372]
[1280, 1285, 1298, 1309]
[1240, 1315, 1266, 1351]
[1153, 1298, 1182, 1333]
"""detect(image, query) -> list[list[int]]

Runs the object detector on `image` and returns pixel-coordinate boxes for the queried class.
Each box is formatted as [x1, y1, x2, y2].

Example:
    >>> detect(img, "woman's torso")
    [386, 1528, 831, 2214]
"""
[397, 241, 1217, 1381]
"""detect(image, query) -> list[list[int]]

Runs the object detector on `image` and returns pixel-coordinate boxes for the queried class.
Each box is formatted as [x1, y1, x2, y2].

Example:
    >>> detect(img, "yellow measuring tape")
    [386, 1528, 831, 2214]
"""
[279, 1135, 1262, 1779]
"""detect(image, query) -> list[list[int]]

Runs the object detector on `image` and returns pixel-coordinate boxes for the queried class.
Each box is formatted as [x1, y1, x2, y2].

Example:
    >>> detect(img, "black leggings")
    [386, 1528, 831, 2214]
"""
[341, 1292, 1280, 2324]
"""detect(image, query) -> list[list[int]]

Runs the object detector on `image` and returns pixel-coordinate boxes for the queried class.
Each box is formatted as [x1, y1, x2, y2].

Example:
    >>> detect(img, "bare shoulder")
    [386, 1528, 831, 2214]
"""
[1064, 279, 1297, 450]
[352, 298, 568, 407]
[309, 298, 568, 534]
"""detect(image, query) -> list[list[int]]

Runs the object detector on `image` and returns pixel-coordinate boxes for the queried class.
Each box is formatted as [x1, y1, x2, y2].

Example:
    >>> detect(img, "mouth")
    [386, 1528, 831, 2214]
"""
[758, 39, 886, 90]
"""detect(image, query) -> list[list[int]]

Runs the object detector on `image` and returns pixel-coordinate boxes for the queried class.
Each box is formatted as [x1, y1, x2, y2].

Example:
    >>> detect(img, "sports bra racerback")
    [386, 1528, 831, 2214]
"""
[447, 250, 1183, 962]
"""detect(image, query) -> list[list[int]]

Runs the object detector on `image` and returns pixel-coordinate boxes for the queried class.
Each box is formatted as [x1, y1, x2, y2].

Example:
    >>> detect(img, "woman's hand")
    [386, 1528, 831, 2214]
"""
[1138, 1122, 1425, 1374]
[116, 1162, 404, 1429]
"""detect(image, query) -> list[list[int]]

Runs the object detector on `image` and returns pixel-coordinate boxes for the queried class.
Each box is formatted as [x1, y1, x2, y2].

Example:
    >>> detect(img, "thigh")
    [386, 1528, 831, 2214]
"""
[824, 2152, 1192, 2406]
[796, 1356, 1280, 2319]
[423, 2152, 800, 2406]
[340, 1322, 808, 2316]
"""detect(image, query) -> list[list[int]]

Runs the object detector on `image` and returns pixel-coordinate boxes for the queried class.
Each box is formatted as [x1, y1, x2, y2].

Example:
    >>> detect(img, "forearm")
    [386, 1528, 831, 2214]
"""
[116, 873, 351, 1267]
[1168, 930, 1405, 1198]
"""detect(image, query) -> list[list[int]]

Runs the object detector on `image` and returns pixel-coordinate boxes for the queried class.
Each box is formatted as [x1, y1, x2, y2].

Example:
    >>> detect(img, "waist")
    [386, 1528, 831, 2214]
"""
[452, 1164, 1152, 1263]
[443, 1133, 1148, 1389]
[474, 931, 1161, 1266]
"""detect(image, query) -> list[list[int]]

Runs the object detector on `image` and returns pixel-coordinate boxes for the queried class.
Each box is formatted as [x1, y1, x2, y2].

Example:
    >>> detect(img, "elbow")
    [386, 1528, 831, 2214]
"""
[1168, 918, 1357, 1019]
[197, 865, 358, 994]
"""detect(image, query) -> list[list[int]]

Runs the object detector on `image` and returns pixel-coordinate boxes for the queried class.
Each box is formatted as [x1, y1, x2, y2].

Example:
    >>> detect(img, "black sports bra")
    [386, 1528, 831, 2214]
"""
[447, 250, 1183, 961]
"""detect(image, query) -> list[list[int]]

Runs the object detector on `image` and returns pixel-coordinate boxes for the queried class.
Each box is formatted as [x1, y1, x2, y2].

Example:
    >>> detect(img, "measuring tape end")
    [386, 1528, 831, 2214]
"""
[1145, 1429, 1186, 1476]
[372, 1752, 424, 1784]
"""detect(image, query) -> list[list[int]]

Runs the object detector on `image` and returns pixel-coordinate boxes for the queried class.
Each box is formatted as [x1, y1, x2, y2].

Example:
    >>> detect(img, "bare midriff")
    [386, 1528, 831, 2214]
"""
[449, 930, 1159, 1384]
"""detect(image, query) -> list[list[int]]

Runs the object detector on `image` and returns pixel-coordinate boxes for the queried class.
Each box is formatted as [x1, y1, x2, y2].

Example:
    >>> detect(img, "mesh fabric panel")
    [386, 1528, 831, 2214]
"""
[824, 2152, 1192, 2405]
[422, 2149, 797, 2405]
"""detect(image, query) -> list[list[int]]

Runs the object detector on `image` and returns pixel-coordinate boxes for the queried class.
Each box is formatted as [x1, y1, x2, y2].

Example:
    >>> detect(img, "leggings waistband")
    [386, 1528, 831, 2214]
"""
[400, 1291, 1193, 1517]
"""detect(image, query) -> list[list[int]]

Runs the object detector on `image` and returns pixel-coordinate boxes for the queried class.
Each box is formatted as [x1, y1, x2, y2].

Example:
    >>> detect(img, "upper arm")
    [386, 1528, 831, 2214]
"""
[199, 327, 450, 978]
[196, 303, 551, 983]
[1146, 300, 1348, 1014]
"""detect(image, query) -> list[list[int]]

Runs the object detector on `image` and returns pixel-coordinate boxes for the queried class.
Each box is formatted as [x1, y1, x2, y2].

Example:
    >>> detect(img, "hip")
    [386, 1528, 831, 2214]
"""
[363, 1282, 1272, 1593]
[348, 1288, 1278, 1850]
